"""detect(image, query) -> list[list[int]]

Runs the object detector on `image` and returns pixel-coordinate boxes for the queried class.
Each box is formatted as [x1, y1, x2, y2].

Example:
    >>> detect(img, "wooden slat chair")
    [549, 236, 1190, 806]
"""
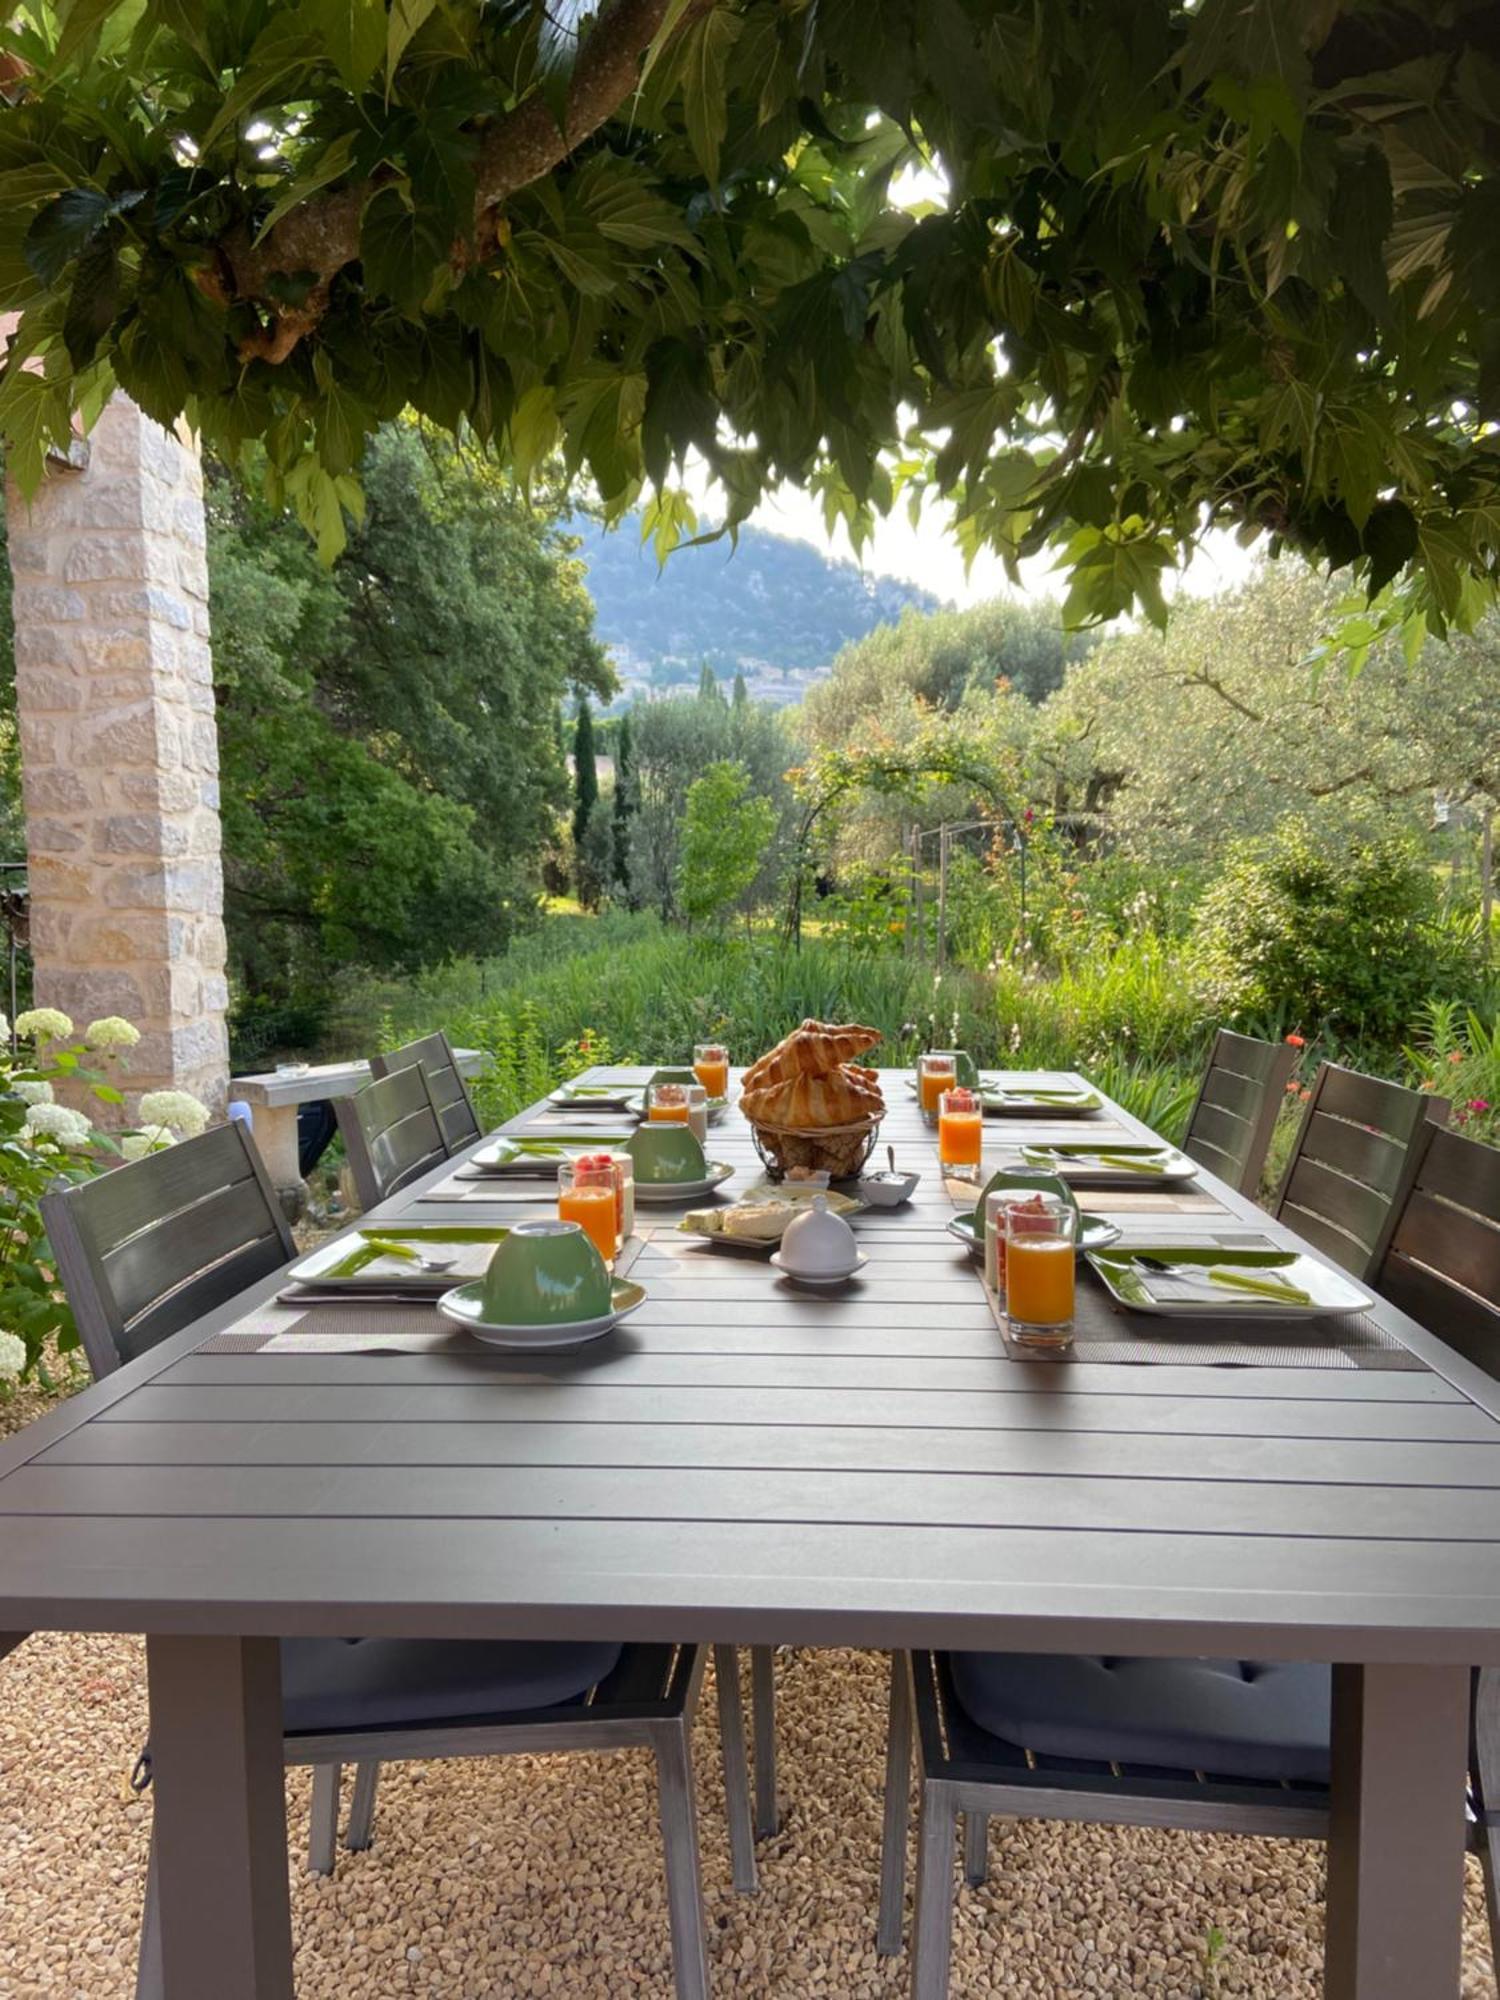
[370, 1029, 482, 1156]
[42, 1131, 756, 2000]
[335, 1062, 448, 1210]
[1373, 1120, 1500, 1379]
[1181, 1029, 1298, 1195]
[1273, 1060, 1448, 1278]
[877, 1123, 1500, 1999]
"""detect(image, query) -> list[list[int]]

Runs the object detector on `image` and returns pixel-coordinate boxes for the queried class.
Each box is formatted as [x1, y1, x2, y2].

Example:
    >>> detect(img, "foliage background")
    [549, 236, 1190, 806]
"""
[205, 423, 612, 1058]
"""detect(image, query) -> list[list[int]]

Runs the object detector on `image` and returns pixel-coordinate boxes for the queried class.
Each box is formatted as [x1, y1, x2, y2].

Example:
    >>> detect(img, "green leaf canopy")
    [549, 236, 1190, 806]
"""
[2, 0, 1499, 628]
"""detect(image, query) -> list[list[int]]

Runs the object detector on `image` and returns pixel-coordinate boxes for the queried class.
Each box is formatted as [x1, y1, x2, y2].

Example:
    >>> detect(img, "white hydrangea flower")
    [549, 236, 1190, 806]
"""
[84, 1016, 141, 1052]
[137, 1089, 210, 1138]
[121, 1130, 175, 1163]
[0, 1012, 9, 1044]
[24, 1102, 93, 1148]
[0, 1332, 26, 1380]
[12, 1079, 54, 1106]
[14, 1007, 74, 1042]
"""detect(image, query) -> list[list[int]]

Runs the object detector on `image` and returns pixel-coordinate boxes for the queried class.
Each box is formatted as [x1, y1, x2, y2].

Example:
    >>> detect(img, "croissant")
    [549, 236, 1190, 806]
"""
[741, 1021, 882, 1092]
[742, 1064, 885, 1129]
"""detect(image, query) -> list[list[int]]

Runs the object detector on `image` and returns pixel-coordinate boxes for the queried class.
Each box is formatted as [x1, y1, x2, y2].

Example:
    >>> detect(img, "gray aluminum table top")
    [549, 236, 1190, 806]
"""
[4, 1066, 1500, 1665]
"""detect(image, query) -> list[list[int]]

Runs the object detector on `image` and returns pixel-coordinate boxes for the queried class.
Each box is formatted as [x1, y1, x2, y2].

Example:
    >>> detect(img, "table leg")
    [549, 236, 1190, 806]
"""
[145, 1635, 293, 2000]
[1325, 1661, 1470, 2000]
[247, 1103, 306, 1219]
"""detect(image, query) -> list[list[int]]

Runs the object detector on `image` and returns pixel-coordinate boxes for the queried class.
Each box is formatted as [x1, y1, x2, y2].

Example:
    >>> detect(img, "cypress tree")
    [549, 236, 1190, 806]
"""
[697, 661, 725, 704]
[613, 710, 635, 895]
[571, 697, 598, 862]
[731, 670, 749, 708]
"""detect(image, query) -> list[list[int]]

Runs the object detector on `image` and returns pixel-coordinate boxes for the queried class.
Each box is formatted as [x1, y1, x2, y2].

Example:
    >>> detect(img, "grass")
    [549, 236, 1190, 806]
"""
[334, 907, 1497, 1155]
[343, 912, 1217, 1136]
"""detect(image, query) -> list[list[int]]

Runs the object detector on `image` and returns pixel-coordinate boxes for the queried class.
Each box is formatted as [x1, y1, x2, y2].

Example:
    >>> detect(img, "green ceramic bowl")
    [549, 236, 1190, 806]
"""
[650, 1066, 700, 1089]
[971, 1167, 1079, 1244]
[628, 1124, 708, 1185]
[929, 1048, 980, 1088]
[479, 1220, 612, 1326]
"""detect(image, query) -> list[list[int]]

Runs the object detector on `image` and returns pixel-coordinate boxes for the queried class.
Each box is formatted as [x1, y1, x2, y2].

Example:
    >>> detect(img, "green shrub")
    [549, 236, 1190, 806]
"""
[1197, 822, 1479, 1046]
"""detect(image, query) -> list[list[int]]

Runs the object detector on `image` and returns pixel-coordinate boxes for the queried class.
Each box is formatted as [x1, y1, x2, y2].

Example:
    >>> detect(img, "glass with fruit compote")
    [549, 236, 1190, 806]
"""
[557, 1157, 618, 1265]
[693, 1043, 729, 1100]
[918, 1052, 956, 1122]
[984, 1189, 1055, 1295]
[1004, 1195, 1076, 1350]
[938, 1086, 983, 1181]
[647, 1081, 690, 1125]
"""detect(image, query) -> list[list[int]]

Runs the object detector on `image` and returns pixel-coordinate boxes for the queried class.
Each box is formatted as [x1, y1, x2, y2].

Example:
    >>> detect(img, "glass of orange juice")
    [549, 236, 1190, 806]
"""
[647, 1081, 690, 1124]
[558, 1159, 619, 1266]
[693, 1043, 729, 1100]
[918, 1052, 956, 1123]
[938, 1086, 983, 1182]
[1003, 1196, 1077, 1349]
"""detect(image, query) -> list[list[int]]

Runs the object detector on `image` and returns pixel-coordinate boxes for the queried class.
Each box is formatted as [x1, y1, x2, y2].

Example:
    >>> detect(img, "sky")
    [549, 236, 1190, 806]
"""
[689, 155, 1266, 614]
[741, 478, 1263, 611]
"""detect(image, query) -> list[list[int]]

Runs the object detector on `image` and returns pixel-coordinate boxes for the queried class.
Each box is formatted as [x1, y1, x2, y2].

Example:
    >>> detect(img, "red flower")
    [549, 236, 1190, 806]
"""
[1284, 1078, 1300, 1094]
[1469, 1098, 1492, 1114]
[1284, 1032, 1306, 1048]
[1448, 1050, 1465, 1065]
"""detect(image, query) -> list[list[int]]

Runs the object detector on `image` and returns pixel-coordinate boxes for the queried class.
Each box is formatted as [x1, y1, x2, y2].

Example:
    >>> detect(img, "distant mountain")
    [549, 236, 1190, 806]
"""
[574, 515, 944, 704]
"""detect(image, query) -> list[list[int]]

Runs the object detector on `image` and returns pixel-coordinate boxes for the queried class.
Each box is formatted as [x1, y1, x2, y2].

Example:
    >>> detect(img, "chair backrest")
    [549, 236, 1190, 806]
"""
[1181, 1030, 1299, 1195]
[1371, 1122, 1500, 1376]
[1274, 1060, 1449, 1278]
[41, 1122, 295, 1379]
[369, 1030, 481, 1155]
[335, 1062, 446, 1211]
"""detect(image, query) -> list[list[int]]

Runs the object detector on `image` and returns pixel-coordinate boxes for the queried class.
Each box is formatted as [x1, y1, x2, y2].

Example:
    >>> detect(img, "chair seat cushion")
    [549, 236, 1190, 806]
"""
[281, 1637, 623, 1735]
[947, 1652, 1332, 1783]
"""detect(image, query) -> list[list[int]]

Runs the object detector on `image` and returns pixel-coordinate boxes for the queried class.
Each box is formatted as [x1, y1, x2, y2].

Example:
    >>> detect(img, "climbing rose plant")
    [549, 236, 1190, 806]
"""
[0, 1009, 209, 1384]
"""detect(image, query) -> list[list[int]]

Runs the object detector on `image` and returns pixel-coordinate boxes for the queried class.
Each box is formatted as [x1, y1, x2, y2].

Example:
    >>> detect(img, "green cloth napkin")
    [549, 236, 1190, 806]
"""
[1207, 1267, 1314, 1305]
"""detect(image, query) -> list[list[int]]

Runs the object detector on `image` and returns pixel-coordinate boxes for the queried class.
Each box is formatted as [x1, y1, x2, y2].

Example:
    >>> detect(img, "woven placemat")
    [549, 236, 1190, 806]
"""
[985, 1273, 1420, 1371]
[203, 1300, 462, 1354]
[940, 1174, 1227, 1216]
[416, 1170, 561, 1203]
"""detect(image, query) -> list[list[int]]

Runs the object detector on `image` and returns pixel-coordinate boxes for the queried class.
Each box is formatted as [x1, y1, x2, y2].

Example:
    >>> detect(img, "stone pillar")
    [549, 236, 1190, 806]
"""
[5, 396, 229, 1117]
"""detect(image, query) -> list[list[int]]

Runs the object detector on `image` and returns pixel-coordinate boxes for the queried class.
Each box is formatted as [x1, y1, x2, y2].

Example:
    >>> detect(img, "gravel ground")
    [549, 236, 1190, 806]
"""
[0, 1634, 1495, 2000]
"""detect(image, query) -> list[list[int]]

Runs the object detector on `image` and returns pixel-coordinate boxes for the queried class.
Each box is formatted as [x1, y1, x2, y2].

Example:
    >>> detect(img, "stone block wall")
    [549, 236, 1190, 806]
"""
[5, 396, 230, 1116]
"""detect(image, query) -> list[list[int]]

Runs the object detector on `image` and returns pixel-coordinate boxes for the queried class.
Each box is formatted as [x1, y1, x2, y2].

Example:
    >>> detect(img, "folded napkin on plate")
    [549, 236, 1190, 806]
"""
[1139, 1261, 1313, 1307]
[1039, 1149, 1168, 1174]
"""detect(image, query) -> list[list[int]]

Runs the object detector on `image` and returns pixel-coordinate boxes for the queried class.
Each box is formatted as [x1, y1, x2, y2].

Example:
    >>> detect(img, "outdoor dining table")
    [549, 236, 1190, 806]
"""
[2, 1066, 1500, 1998]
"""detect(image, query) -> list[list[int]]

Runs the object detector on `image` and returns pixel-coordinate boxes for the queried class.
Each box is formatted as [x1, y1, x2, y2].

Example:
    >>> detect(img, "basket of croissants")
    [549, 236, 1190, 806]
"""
[739, 1019, 886, 1180]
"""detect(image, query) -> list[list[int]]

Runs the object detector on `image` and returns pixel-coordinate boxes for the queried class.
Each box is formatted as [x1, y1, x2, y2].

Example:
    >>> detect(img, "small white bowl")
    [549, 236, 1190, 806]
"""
[859, 1170, 920, 1208]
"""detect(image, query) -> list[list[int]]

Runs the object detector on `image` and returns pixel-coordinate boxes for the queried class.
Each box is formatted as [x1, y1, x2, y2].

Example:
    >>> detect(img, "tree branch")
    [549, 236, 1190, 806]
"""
[231, 0, 717, 364]
[1182, 666, 1265, 724]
